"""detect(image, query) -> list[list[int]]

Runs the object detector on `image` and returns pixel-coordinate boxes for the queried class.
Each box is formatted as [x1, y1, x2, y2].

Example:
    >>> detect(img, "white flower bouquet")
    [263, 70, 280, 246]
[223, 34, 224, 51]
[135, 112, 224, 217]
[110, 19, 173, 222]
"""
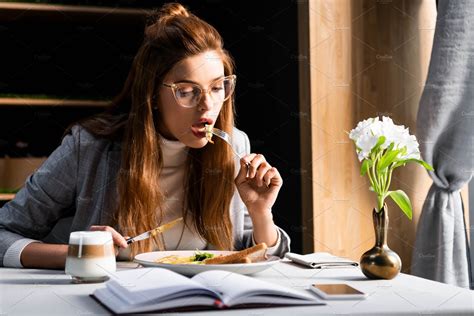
[349, 116, 433, 219]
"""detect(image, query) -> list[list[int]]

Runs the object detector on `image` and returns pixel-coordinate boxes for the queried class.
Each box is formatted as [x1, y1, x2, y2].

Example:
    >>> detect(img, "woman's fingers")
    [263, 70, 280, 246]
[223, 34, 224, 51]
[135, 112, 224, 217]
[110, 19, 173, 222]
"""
[237, 153, 282, 188]
[89, 225, 128, 248]
[241, 154, 283, 187]
[247, 154, 265, 178]
[235, 158, 249, 185]
[263, 167, 283, 187]
[255, 162, 272, 187]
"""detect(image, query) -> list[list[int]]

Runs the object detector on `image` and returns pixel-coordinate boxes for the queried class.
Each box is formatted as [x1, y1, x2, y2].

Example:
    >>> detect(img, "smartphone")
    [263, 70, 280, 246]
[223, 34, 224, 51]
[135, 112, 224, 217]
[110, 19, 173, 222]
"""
[310, 284, 367, 300]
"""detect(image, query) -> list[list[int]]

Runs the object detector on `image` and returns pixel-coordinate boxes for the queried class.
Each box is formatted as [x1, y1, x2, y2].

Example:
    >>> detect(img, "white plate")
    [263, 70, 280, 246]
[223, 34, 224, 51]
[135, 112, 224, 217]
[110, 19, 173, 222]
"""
[134, 250, 280, 276]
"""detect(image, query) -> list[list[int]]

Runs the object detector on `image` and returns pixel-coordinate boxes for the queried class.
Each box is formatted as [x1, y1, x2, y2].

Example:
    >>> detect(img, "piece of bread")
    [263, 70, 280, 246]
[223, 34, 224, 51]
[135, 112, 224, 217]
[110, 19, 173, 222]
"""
[203, 243, 267, 265]
[229, 256, 251, 264]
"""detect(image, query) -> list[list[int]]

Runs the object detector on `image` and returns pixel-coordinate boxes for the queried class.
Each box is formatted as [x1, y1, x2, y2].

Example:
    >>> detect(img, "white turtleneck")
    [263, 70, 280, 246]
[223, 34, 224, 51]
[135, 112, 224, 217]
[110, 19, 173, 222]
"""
[156, 137, 207, 250]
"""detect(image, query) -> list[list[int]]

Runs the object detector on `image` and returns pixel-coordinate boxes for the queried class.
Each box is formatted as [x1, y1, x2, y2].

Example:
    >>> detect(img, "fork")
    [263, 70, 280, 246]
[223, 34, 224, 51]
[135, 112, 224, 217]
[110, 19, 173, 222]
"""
[209, 127, 244, 160]
[209, 127, 267, 184]
[208, 127, 252, 171]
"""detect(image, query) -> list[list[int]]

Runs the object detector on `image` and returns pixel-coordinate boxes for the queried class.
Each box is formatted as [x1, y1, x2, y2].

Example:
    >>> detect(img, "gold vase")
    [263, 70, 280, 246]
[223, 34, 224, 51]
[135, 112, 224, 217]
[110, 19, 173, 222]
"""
[360, 204, 401, 280]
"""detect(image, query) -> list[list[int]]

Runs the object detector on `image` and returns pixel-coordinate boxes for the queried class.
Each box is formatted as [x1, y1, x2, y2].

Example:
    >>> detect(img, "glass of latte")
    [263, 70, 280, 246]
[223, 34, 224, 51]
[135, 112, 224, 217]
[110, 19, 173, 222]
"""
[65, 231, 116, 283]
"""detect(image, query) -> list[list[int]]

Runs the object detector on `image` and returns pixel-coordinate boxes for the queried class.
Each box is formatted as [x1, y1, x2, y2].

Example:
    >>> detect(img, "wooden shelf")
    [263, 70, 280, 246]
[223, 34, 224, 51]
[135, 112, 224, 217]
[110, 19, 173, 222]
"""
[0, 97, 110, 107]
[0, 193, 15, 201]
[0, 2, 150, 22]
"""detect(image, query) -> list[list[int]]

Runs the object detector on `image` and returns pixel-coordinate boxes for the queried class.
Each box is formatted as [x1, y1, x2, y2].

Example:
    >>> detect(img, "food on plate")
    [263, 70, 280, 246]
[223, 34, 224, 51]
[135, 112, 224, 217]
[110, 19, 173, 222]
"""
[203, 243, 268, 265]
[153, 243, 268, 265]
[155, 250, 214, 264]
[192, 251, 214, 261]
[204, 124, 214, 144]
[231, 256, 251, 264]
[155, 255, 195, 264]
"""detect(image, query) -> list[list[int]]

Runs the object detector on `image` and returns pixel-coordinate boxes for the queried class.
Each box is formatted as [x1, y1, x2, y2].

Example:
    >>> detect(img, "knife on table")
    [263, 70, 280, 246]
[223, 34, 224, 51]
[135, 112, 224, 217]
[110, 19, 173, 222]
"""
[125, 217, 183, 245]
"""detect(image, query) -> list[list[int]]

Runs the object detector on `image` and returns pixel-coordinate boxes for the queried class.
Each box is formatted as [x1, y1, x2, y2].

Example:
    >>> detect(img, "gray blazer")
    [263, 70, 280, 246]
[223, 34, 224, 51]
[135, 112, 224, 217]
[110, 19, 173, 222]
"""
[0, 125, 290, 266]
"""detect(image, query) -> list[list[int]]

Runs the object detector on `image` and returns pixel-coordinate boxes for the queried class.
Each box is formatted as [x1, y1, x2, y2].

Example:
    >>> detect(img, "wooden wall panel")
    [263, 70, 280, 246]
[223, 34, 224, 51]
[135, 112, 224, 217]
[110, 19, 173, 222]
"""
[0, 157, 47, 189]
[300, 0, 437, 273]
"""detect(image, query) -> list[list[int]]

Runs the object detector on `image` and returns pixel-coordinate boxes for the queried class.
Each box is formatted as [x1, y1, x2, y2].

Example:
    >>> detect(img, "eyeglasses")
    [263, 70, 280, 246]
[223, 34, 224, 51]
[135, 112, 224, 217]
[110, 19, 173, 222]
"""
[162, 75, 236, 108]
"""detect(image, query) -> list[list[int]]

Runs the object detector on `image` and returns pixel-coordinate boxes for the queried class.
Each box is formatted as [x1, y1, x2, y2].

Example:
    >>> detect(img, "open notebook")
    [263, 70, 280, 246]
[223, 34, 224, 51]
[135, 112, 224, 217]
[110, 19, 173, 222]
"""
[92, 268, 324, 314]
[285, 252, 359, 269]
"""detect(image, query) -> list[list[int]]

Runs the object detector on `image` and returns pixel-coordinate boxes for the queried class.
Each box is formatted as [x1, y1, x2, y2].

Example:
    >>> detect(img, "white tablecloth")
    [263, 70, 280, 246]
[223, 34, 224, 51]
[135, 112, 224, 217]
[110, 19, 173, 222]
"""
[1, 260, 473, 315]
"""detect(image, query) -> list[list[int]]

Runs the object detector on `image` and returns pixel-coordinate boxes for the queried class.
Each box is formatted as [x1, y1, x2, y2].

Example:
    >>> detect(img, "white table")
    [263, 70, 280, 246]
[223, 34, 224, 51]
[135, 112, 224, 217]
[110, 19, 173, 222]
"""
[1, 260, 473, 315]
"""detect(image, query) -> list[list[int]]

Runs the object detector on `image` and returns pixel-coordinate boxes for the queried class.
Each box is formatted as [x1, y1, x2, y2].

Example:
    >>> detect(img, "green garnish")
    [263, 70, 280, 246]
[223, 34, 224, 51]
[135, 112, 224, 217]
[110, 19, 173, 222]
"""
[192, 251, 214, 262]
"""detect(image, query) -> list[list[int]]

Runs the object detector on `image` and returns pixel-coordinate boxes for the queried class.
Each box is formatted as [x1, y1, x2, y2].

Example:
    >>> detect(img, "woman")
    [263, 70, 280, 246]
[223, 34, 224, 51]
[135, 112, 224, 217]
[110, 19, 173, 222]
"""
[0, 3, 290, 269]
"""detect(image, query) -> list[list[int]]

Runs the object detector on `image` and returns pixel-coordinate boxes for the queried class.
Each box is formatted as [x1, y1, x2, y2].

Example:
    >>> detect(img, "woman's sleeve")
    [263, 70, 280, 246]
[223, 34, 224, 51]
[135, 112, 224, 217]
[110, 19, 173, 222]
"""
[236, 130, 291, 257]
[0, 126, 79, 267]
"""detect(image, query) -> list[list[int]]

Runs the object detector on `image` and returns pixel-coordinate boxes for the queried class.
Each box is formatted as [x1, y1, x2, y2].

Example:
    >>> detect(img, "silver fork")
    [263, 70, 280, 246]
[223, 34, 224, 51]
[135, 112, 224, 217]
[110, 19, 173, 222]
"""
[209, 127, 251, 168]
[209, 127, 258, 181]
[210, 127, 243, 159]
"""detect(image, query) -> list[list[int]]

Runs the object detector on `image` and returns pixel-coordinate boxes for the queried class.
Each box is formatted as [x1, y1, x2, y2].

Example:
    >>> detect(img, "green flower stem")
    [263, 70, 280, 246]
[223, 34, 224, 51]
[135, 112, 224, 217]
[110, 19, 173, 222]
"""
[363, 149, 399, 212]
[371, 154, 381, 192]
[384, 165, 393, 193]
[382, 170, 388, 193]
[366, 164, 375, 188]
[375, 149, 390, 212]
[377, 194, 384, 212]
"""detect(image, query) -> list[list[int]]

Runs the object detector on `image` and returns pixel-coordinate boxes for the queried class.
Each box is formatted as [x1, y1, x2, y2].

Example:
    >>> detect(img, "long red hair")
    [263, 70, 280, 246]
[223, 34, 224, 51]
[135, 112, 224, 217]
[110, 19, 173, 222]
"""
[77, 3, 236, 258]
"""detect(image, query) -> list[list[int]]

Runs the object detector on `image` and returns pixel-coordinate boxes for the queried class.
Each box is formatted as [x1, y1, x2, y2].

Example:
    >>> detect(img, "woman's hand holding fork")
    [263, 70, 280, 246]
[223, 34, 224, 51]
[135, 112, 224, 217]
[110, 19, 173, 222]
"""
[235, 153, 282, 246]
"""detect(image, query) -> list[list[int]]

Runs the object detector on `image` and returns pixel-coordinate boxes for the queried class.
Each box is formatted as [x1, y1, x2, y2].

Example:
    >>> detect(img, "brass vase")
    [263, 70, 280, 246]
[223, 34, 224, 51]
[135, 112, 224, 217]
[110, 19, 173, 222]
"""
[360, 204, 401, 280]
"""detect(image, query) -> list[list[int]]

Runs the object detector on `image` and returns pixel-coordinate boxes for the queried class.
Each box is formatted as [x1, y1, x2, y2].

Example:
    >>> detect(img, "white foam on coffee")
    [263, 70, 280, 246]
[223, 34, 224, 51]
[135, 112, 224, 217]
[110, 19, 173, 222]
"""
[68, 231, 113, 245]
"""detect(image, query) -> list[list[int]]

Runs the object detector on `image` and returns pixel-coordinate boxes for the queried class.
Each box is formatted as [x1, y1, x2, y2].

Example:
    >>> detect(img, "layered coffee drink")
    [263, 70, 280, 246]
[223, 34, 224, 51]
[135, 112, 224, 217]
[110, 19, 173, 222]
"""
[65, 231, 116, 283]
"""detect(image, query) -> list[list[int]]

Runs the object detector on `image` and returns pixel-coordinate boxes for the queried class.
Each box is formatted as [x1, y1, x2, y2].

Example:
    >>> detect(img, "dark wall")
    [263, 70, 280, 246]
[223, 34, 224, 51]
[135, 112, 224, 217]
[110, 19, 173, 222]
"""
[199, 1, 303, 253]
[1, 0, 303, 252]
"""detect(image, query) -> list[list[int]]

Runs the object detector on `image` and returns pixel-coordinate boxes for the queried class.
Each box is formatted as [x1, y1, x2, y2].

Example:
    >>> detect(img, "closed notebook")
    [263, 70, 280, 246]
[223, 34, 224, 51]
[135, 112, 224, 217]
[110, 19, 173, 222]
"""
[285, 252, 359, 269]
[92, 267, 323, 314]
